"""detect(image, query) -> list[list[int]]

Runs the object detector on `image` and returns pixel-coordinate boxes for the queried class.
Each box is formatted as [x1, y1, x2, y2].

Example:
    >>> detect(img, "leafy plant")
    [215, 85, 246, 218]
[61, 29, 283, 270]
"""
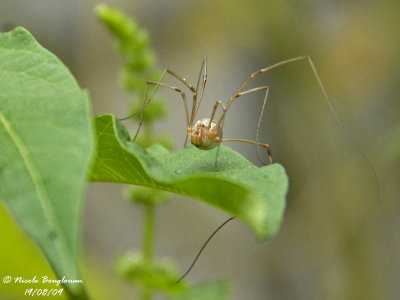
[0, 27, 92, 299]
[0, 5, 288, 300]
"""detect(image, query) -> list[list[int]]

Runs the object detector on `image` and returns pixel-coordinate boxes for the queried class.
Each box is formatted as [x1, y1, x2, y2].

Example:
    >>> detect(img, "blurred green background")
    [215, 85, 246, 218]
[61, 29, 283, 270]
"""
[0, 0, 399, 299]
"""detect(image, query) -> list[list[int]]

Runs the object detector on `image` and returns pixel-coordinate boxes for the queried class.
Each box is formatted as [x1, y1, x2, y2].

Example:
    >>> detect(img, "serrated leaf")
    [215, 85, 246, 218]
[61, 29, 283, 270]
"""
[90, 115, 288, 239]
[0, 28, 93, 296]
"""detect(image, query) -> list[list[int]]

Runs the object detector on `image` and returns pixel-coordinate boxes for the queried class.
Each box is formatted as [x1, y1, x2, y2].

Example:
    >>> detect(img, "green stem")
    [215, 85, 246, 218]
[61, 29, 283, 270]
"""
[142, 203, 155, 300]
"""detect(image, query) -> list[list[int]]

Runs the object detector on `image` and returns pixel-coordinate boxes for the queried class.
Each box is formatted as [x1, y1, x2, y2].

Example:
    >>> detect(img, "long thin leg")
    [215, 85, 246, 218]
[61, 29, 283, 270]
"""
[254, 87, 270, 164]
[195, 56, 206, 94]
[209, 100, 226, 125]
[218, 138, 272, 163]
[151, 69, 198, 126]
[193, 56, 208, 125]
[214, 118, 225, 171]
[185, 57, 207, 147]
[207, 100, 227, 170]
[214, 86, 270, 164]
[188, 57, 207, 127]
[176, 216, 235, 283]
[146, 80, 191, 148]
[166, 67, 205, 138]
[166, 69, 196, 93]
[217, 56, 319, 128]
[120, 65, 206, 147]
[147, 81, 190, 127]
[119, 70, 166, 122]
[122, 67, 198, 142]
[118, 110, 141, 121]
[131, 70, 167, 141]
[122, 68, 198, 123]
[132, 77, 190, 142]
[215, 56, 379, 201]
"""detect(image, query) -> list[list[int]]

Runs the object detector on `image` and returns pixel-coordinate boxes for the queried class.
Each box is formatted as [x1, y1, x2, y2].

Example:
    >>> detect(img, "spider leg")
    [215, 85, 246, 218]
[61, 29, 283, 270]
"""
[120, 60, 208, 145]
[214, 86, 271, 165]
[192, 56, 207, 126]
[217, 138, 272, 164]
[209, 100, 226, 125]
[214, 56, 379, 201]
[147, 81, 189, 127]
[118, 70, 166, 122]
[216, 56, 324, 128]
[166, 69, 196, 93]
[120, 67, 199, 142]
[131, 78, 190, 142]
[207, 100, 226, 170]
[165, 68, 198, 128]
[155, 65, 207, 138]
[185, 57, 208, 147]
[145, 81, 192, 148]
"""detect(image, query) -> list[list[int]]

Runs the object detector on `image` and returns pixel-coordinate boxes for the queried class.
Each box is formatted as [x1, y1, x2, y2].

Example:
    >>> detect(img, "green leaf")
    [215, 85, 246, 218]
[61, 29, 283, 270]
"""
[0, 28, 93, 296]
[169, 280, 230, 300]
[90, 115, 288, 239]
[0, 202, 68, 300]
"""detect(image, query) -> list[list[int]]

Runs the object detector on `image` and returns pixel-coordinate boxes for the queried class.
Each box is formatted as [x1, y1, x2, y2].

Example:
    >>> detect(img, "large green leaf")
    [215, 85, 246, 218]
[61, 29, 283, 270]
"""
[91, 115, 288, 239]
[0, 28, 93, 296]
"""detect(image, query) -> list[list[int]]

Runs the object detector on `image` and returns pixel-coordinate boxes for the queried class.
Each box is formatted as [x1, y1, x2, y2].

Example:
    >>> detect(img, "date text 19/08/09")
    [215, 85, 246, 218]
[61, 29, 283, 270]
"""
[25, 288, 64, 296]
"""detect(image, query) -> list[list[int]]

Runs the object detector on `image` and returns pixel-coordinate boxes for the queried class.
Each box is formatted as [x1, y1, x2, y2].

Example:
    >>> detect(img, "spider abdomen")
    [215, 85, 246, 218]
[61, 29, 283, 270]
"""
[188, 118, 222, 150]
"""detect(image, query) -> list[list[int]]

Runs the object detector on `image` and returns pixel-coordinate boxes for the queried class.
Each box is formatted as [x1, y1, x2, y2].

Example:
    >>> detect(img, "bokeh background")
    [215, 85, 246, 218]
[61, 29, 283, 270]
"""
[1, 0, 399, 299]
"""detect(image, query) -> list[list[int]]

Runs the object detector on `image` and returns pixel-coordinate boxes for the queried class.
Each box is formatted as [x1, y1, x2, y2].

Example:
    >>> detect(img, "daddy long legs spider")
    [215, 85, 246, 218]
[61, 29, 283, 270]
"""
[127, 56, 343, 168]
[121, 55, 379, 282]
[128, 56, 277, 166]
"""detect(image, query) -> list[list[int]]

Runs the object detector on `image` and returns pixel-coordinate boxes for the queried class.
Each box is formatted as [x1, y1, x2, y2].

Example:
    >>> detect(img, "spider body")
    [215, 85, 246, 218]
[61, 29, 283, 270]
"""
[188, 118, 222, 150]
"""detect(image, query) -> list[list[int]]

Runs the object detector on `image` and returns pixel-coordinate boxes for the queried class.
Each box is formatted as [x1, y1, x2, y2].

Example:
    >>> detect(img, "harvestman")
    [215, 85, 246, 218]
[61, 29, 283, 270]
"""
[121, 56, 379, 282]
[124, 56, 339, 166]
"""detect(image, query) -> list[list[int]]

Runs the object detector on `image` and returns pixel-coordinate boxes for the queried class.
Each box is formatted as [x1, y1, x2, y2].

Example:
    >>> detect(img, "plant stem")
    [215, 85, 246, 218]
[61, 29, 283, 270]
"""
[142, 203, 155, 300]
